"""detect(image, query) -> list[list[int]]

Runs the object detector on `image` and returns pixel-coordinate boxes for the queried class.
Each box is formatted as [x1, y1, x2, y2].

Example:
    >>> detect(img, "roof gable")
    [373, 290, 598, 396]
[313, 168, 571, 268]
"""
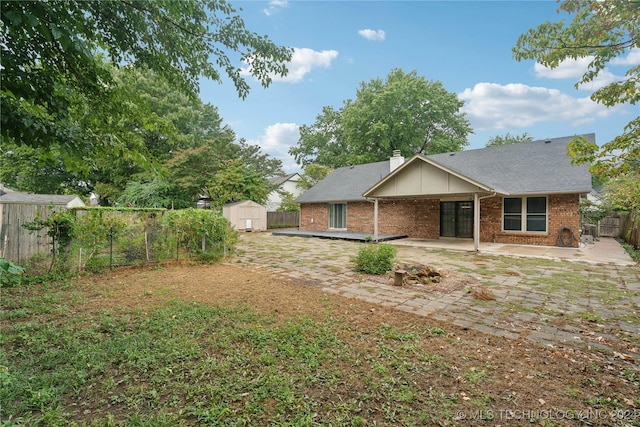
[269, 173, 301, 186]
[364, 155, 494, 198]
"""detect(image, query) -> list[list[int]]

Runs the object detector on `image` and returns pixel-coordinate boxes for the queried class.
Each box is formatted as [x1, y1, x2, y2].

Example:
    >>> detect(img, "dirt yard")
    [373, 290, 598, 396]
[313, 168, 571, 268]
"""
[71, 260, 640, 425]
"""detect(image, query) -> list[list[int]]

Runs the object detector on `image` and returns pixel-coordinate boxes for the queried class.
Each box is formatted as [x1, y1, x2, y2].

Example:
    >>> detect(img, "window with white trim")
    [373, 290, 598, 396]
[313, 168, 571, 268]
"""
[503, 197, 547, 232]
[329, 203, 347, 229]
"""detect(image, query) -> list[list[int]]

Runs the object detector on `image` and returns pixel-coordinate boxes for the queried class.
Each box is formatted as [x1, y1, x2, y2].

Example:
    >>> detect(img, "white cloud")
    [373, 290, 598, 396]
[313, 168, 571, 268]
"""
[533, 55, 629, 91]
[263, 0, 288, 16]
[358, 29, 386, 41]
[247, 123, 300, 173]
[533, 57, 591, 80]
[245, 47, 338, 84]
[459, 82, 617, 131]
[611, 47, 640, 66]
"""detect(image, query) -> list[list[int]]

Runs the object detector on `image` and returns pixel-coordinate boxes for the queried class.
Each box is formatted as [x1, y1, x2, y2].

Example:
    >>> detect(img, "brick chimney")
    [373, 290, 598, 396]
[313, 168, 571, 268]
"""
[390, 150, 404, 172]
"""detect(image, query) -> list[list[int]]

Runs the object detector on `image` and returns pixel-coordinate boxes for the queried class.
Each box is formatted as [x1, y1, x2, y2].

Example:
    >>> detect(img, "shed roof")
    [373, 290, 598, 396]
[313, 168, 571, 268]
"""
[0, 192, 85, 206]
[223, 200, 266, 208]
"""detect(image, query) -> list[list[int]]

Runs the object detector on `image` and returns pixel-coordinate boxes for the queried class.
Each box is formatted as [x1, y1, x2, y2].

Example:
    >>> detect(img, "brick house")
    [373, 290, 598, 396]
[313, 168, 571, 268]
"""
[294, 134, 593, 249]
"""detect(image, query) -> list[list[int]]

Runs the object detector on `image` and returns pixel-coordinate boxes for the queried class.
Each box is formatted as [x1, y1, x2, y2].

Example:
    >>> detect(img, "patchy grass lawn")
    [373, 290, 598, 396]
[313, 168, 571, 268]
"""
[1, 263, 639, 426]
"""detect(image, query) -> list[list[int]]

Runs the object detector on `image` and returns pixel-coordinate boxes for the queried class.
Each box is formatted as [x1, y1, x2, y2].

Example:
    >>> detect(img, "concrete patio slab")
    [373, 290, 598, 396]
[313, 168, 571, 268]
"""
[232, 231, 639, 356]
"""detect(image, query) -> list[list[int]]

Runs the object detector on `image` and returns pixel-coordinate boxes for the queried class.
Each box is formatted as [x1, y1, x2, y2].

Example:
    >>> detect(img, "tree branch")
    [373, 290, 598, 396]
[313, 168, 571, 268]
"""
[556, 37, 637, 51]
[119, 0, 208, 38]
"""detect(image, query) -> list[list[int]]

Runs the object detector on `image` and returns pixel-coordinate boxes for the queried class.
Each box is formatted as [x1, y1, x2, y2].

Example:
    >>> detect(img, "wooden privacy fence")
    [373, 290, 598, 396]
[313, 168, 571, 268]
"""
[0, 203, 60, 264]
[598, 214, 621, 237]
[619, 211, 639, 248]
[267, 211, 299, 229]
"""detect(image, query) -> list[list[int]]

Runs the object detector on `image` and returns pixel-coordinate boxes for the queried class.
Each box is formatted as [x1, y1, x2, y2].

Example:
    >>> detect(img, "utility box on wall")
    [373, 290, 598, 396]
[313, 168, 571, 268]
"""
[222, 200, 267, 232]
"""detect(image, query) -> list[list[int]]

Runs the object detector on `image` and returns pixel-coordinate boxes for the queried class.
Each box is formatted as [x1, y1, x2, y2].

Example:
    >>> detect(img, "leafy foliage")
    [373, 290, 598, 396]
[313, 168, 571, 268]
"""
[513, 0, 639, 177]
[163, 208, 237, 262]
[602, 172, 640, 213]
[206, 159, 273, 208]
[290, 69, 472, 167]
[351, 243, 397, 275]
[276, 192, 300, 212]
[0, 142, 90, 196]
[1, 65, 285, 206]
[1, 0, 292, 172]
[296, 164, 334, 191]
[22, 210, 76, 273]
[0, 257, 24, 287]
[17, 208, 237, 274]
[485, 132, 534, 148]
[117, 177, 181, 209]
[579, 196, 609, 227]
[166, 137, 283, 208]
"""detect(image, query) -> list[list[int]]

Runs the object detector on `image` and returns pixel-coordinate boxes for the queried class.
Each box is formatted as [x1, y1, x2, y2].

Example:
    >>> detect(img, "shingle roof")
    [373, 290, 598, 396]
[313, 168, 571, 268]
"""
[427, 134, 593, 195]
[269, 173, 299, 186]
[296, 134, 593, 203]
[0, 192, 82, 205]
[295, 161, 391, 203]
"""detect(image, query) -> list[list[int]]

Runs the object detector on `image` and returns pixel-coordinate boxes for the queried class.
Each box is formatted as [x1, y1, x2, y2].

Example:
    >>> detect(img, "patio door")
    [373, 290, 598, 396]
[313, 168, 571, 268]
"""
[440, 201, 473, 238]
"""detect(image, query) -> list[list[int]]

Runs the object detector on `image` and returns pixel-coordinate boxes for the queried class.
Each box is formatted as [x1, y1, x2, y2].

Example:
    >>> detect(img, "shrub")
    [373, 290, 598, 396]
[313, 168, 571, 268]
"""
[352, 243, 397, 275]
[0, 257, 24, 287]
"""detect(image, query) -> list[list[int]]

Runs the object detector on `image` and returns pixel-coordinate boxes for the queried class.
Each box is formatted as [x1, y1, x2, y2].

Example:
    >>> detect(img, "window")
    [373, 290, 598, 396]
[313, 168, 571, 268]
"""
[329, 203, 346, 229]
[503, 197, 547, 232]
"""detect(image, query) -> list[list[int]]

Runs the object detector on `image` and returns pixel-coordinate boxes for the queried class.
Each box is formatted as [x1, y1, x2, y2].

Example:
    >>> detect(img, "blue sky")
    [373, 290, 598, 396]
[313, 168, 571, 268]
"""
[200, 1, 639, 173]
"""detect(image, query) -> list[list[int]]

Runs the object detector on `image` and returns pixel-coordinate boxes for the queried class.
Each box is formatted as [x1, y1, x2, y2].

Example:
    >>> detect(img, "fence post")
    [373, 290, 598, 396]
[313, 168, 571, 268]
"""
[201, 219, 206, 253]
[109, 225, 113, 270]
[17, 218, 21, 266]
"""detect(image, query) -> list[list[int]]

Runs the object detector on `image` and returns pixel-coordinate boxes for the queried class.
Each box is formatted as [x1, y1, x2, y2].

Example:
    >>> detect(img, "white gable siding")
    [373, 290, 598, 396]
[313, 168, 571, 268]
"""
[371, 161, 485, 197]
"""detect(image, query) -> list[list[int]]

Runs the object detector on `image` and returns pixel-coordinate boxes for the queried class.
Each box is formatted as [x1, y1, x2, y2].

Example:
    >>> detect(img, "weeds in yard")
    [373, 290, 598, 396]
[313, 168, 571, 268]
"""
[3, 251, 639, 426]
[578, 311, 606, 324]
[1, 282, 471, 426]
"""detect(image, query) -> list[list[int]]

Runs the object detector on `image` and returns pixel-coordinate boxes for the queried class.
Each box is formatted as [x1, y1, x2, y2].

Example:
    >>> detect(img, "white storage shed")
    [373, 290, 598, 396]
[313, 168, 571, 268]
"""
[222, 200, 267, 231]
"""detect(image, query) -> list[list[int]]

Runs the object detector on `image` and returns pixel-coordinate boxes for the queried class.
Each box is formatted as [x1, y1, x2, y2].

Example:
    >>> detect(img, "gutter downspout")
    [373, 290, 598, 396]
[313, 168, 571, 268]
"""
[475, 192, 497, 252]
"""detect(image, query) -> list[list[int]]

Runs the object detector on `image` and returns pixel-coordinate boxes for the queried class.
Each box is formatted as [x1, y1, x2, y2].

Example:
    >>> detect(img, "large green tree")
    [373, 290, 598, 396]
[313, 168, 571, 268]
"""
[91, 66, 240, 205]
[0, 143, 89, 196]
[291, 106, 351, 168]
[1, 0, 292, 171]
[290, 69, 472, 168]
[485, 132, 534, 148]
[1, 65, 284, 207]
[296, 164, 334, 191]
[206, 159, 272, 209]
[513, 0, 638, 177]
[164, 136, 283, 208]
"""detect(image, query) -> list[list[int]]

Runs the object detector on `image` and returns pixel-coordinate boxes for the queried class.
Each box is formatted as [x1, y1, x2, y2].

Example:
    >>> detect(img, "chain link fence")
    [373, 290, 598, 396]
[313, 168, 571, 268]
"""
[11, 208, 237, 275]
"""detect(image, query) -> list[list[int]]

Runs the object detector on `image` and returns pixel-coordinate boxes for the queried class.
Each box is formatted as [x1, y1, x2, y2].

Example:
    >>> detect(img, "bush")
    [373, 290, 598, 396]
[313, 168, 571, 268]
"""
[352, 243, 397, 275]
[0, 257, 24, 287]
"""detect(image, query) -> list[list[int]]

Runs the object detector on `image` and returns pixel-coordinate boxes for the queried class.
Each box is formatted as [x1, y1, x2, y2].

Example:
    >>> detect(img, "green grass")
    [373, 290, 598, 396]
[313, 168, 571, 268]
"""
[1, 282, 465, 426]
[3, 258, 639, 426]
